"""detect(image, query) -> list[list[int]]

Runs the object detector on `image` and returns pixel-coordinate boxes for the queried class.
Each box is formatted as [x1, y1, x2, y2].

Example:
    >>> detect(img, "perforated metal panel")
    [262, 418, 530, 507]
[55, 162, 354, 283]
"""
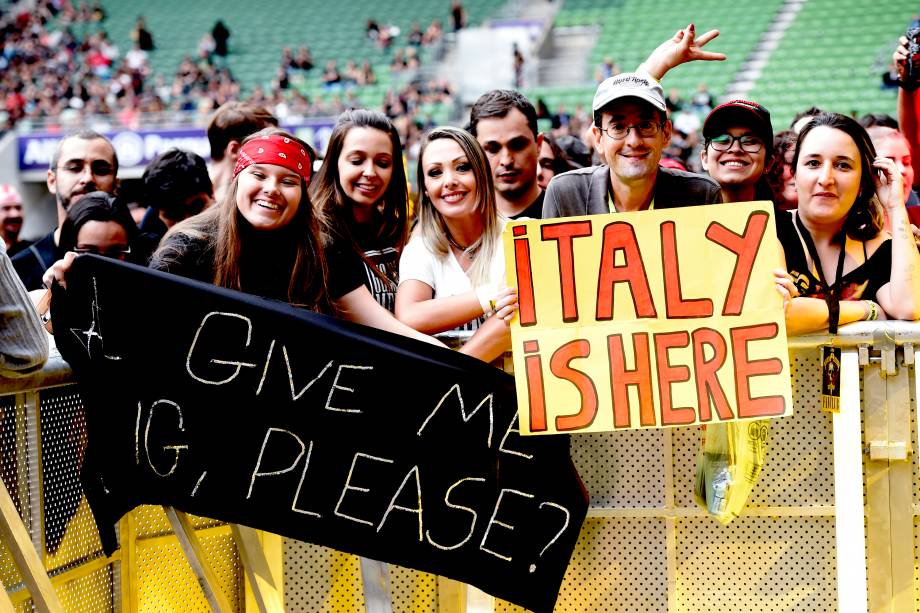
[676, 516, 837, 611]
[132, 505, 242, 612]
[0, 393, 29, 597]
[280, 346, 846, 611]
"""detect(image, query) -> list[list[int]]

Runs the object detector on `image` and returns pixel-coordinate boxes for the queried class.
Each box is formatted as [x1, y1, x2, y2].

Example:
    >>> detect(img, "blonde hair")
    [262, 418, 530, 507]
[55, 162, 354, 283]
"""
[414, 126, 504, 285]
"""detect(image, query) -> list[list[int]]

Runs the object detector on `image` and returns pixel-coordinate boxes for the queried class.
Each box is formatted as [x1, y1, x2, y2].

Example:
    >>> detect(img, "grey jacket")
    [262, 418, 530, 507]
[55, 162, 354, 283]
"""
[542, 164, 722, 218]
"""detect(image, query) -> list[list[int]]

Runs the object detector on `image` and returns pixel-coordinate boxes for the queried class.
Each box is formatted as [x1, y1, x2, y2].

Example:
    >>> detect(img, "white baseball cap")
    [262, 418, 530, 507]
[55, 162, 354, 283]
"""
[593, 72, 667, 115]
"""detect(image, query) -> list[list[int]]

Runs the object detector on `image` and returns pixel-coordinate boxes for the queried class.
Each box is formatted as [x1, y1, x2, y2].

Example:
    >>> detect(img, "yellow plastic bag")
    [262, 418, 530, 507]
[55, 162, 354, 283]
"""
[694, 420, 768, 524]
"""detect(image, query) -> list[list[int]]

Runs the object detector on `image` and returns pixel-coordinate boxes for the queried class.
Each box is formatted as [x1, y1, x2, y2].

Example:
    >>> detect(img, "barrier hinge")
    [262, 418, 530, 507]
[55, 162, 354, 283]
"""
[867, 440, 910, 461]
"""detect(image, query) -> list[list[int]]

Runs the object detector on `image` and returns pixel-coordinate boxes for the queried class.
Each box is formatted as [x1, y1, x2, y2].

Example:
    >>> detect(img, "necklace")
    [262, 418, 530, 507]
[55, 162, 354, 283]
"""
[447, 232, 478, 254]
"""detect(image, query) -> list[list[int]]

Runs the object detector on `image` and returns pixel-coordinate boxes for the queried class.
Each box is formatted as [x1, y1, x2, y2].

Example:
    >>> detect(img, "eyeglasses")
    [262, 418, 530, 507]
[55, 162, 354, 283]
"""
[600, 120, 664, 140]
[708, 134, 764, 153]
[74, 246, 131, 259]
[56, 160, 115, 176]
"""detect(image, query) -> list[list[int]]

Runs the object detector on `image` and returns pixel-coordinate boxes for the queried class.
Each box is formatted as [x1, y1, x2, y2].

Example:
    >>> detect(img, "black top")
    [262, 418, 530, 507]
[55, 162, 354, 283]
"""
[12, 231, 59, 291]
[508, 190, 545, 220]
[136, 207, 169, 264]
[776, 209, 892, 301]
[348, 220, 399, 312]
[150, 223, 364, 304]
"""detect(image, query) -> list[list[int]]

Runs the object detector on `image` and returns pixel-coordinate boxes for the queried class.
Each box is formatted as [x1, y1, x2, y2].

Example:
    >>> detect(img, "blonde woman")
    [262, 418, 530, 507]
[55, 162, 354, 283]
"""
[396, 127, 518, 362]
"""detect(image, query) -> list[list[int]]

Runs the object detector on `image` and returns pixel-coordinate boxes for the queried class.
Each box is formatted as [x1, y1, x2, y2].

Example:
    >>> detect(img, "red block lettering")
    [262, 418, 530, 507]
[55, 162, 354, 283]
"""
[550, 339, 598, 431]
[661, 221, 713, 318]
[706, 211, 769, 316]
[655, 332, 695, 426]
[731, 323, 786, 418]
[513, 231, 537, 326]
[607, 333, 654, 428]
[596, 222, 657, 320]
[523, 341, 546, 432]
[542, 221, 593, 323]
[691, 328, 733, 422]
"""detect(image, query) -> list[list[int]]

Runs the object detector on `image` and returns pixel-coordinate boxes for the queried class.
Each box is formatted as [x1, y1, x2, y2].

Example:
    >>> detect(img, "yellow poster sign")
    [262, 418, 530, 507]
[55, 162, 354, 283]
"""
[503, 201, 793, 435]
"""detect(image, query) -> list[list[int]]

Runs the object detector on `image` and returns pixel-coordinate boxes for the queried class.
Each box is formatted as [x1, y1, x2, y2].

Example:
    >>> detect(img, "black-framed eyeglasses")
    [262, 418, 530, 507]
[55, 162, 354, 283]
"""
[74, 246, 131, 259]
[600, 120, 664, 140]
[708, 133, 764, 153]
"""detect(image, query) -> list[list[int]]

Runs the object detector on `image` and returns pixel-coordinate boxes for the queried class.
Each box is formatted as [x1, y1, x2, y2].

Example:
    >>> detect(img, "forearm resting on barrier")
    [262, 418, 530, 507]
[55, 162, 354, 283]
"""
[785, 297, 883, 337]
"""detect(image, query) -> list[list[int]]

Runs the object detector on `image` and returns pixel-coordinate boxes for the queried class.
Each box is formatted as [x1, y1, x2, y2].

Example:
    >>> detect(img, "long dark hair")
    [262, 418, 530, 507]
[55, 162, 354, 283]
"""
[310, 109, 408, 281]
[59, 191, 138, 259]
[156, 128, 332, 313]
[793, 112, 882, 241]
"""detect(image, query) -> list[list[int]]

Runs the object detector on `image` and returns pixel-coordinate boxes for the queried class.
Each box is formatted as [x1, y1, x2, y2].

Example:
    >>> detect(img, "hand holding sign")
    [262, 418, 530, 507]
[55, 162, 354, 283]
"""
[504, 201, 793, 435]
[52, 255, 588, 613]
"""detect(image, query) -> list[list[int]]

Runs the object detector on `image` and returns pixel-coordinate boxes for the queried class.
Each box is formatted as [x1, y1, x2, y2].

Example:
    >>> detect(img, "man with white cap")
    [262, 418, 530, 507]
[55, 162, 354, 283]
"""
[543, 25, 724, 218]
[0, 185, 28, 256]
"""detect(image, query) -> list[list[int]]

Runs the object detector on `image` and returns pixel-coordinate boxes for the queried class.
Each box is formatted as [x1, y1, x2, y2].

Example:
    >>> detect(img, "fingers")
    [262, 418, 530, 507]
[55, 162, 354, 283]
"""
[42, 251, 77, 291]
[693, 28, 720, 47]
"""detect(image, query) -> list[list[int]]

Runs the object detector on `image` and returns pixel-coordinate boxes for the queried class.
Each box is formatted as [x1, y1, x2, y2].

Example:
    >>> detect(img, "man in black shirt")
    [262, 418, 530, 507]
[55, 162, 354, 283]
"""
[13, 130, 118, 290]
[469, 90, 545, 219]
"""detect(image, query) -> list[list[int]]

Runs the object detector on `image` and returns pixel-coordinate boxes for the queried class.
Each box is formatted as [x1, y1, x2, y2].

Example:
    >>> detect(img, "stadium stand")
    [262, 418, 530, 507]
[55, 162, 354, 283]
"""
[527, 0, 784, 119]
[748, 0, 917, 128]
[94, 0, 502, 121]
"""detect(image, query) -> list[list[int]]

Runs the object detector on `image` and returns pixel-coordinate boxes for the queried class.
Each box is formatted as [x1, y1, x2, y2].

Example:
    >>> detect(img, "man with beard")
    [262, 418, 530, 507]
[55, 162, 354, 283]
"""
[0, 185, 29, 256]
[469, 90, 545, 219]
[13, 130, 118, 290]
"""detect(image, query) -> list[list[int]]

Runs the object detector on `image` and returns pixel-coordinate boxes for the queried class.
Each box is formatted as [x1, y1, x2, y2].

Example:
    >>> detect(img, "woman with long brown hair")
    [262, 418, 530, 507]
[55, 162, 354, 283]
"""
[310, 109, 408, 312]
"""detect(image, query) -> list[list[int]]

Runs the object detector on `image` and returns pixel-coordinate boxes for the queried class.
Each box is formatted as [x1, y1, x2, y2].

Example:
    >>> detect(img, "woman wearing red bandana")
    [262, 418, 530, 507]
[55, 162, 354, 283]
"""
[141, 128, 438, 339]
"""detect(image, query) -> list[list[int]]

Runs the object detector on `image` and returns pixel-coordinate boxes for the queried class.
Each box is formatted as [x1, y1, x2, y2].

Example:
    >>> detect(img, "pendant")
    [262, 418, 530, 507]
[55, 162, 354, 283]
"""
[820, 346, 841, 412]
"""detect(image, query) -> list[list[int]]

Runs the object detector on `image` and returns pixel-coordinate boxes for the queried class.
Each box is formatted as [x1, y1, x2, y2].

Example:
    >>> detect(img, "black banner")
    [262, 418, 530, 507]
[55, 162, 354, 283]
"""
[52, 256, 588, 613]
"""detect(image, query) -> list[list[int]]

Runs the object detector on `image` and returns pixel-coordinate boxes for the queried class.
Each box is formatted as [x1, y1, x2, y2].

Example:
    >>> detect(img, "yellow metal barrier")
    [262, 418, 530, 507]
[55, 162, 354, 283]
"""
[2, 323, 919, 612]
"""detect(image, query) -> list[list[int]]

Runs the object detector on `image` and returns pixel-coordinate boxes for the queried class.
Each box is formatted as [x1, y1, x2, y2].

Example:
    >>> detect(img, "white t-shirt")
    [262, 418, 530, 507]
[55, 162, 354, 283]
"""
[398, 228, 507, 333]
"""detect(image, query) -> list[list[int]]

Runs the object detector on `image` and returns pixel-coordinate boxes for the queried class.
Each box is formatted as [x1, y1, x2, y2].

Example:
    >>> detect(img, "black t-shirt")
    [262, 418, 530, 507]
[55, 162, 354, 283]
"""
[508, 190, 544, 220]
[150, 225, 363, 305]
[776, 209, 892, 302]
[348, 222, 399, 312]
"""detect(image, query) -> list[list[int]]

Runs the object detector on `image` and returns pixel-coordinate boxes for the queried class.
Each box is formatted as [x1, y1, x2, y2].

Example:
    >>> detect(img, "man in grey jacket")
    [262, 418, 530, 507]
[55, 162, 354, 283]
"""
[543, 70, 721, 218]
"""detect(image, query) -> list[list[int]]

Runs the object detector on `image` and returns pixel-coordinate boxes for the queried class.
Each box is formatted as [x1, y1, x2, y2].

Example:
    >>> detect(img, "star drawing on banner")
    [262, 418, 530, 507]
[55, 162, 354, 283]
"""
[69, 276, 122, 361]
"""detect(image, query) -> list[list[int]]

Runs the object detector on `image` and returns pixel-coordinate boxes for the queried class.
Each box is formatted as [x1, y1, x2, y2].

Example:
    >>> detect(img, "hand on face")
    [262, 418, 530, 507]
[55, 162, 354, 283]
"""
[872, 156, 906, 211]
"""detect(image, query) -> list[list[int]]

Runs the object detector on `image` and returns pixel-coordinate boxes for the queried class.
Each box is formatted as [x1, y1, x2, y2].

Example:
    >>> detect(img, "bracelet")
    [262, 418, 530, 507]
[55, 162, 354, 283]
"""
[864, 300, 879, 321]
[475, 283, 498, 315]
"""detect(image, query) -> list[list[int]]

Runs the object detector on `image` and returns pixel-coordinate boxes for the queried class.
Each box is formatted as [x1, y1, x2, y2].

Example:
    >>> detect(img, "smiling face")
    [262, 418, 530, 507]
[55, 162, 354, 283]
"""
[337, 126, 394, 213]
[592, 99, 670, 186]
[795, 125, 862, 227]
[422, 138, 479, 221]
[235, 163, 303, 231]
[701, 125, 767, 188]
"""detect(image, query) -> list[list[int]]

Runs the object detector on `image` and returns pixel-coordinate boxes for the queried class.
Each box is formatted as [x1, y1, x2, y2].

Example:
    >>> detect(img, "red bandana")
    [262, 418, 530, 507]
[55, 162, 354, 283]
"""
[233, 134, 312, 184]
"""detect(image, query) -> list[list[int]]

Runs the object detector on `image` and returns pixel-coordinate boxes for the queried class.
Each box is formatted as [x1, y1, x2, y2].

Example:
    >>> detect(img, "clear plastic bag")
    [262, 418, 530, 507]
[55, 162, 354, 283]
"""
[694, 420, 768, 524]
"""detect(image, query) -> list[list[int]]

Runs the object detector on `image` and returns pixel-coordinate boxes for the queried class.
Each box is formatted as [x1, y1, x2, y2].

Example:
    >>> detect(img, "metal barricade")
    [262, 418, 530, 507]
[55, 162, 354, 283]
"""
[2, 323, 919, 612]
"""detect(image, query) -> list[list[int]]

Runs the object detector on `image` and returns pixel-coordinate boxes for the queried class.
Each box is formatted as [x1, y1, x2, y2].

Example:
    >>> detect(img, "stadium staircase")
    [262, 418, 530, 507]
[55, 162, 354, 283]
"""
[746, 0, 917, 128]
[525, 0, 784, 124]
[526, 0, 914, 131]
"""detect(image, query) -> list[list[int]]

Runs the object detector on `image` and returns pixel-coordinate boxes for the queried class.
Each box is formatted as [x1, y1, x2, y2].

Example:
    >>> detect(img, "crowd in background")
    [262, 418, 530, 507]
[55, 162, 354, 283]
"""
[0, 0, 458, 136]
